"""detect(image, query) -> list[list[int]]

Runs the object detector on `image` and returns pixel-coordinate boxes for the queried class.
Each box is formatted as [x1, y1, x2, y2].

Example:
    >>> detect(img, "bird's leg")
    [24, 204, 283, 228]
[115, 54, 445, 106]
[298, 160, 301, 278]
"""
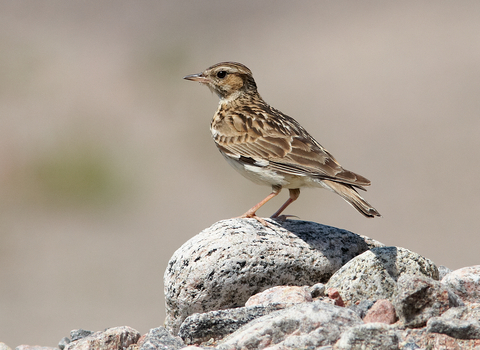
[270, 188, 300, 220]
[238, 185, 282, 225]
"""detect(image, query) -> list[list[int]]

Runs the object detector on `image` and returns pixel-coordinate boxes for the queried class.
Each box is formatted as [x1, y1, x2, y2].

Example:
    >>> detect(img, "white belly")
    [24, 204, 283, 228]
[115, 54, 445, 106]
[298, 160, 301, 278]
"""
[222, 153, 320, 189]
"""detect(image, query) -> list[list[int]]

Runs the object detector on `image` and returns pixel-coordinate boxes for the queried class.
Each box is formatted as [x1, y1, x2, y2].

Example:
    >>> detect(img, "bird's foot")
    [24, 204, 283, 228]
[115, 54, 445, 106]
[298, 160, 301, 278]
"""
[236, 212, 274, 227]
[270, 214, 299, 223]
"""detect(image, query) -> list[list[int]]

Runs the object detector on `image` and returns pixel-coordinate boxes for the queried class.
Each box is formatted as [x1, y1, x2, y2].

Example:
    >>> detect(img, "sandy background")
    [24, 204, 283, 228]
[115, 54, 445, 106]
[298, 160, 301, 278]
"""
[1, 1, 479, 346]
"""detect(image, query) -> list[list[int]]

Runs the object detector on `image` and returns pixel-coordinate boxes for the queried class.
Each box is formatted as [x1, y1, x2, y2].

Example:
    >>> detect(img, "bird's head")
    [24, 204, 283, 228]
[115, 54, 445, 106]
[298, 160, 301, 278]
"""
[184, 62, 257, 101]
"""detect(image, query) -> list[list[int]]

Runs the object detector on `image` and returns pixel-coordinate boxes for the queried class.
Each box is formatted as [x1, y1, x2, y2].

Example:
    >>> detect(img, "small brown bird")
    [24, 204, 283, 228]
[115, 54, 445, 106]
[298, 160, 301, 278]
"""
[184, 62, 380, 224]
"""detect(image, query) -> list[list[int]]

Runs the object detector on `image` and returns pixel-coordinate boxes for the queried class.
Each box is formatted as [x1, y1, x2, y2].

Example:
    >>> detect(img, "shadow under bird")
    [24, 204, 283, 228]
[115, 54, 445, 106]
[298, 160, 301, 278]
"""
[184, 62, 381, 225]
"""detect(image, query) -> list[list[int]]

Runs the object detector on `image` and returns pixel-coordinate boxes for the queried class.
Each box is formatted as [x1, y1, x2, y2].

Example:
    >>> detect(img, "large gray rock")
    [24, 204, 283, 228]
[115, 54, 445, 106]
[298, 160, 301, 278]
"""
[179, 304, 286, 345]
[334, 323, 399, 350]
[325, 246, 439, 304]
[217, 300, 363, 349]
[164, 219, 383, 334]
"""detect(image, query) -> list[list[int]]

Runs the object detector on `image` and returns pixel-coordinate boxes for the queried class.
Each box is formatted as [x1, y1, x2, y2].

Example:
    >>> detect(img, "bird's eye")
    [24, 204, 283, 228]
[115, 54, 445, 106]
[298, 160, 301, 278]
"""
[217, 71, 227, 79]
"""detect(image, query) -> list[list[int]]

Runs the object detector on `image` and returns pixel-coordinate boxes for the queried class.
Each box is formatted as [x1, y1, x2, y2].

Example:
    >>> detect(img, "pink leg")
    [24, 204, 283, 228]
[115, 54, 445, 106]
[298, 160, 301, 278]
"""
[270, 188, 300, 218]
[238, 185, 282, 225]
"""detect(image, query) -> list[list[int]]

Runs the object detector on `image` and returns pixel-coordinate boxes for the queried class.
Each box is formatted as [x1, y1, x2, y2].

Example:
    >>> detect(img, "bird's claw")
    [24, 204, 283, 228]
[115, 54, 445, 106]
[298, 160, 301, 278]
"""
[270, 214, 299, 223]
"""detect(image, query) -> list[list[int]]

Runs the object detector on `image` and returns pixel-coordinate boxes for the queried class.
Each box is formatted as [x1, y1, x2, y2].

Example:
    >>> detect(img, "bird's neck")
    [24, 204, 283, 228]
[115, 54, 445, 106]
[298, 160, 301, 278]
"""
[219, 90, 263, 107]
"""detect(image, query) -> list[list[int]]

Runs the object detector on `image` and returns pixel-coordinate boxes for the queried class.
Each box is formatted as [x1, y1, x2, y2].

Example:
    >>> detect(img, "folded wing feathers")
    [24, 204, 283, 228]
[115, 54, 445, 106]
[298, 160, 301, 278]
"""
[214, 106, 371, 188]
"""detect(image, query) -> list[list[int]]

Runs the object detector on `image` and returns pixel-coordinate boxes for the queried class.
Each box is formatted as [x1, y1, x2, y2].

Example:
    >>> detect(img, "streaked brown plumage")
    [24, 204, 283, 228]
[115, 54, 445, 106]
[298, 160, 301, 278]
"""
[184, 62, 380, 224]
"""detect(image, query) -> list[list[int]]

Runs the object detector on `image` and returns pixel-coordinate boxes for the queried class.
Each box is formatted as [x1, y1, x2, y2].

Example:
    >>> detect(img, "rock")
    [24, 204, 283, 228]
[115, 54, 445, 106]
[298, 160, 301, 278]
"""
[442, 265, 480, 303]
[334, 323, 399, 350]
[325, 246, 439, 305]
[427, 317, 480, 339]
[164, 219, 382, 334]
[64, 327, 140, 350]
[438, 265, 452, 280]
[393, 274, 459, 328]
[216, 300, 363, 349]
[445, 303, 480, 319]
[179, 304, 286, 345]
[15, 347, 56, 350]
[425, 304, 480, 339]
[400, 327, 480, 349]
[70, 330, 93, 342]
[348, 300, 375, 319]
[58, 338, 70, 350]
[309, 283, 326, 298]
[245, 285, 312, 307]
[0, 343, 12, 350]
[327, 288, 345, 307]
[363, 299, 397, 324]
[396, 340, 420, 350]
[138, 327, 184, 350]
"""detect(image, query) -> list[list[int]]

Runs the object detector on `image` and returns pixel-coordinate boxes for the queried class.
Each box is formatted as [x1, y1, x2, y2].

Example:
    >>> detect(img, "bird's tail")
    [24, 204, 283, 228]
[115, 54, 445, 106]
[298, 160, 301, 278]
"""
[322, 180, 381, 218]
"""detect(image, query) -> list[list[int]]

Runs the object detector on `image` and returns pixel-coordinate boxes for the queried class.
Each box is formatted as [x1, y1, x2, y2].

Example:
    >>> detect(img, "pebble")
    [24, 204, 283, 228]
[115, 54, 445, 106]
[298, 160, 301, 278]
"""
[363, 299, 397, 324]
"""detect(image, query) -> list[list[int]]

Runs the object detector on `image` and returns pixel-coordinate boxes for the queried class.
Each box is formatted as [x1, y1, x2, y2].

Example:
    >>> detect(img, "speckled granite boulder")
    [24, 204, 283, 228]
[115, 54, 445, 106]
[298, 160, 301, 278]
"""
[164, 218, 383, 334]
[325, 246, 438, 304]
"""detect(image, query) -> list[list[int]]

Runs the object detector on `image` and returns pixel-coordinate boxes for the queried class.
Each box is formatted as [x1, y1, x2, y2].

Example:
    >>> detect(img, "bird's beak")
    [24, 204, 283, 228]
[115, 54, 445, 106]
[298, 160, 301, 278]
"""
[183, 73, 209, 83]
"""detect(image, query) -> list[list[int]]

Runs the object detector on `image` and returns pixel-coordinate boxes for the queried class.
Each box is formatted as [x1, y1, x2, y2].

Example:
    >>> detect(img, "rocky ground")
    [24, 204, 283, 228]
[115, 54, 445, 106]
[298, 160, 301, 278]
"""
[3, 219, 480, 350]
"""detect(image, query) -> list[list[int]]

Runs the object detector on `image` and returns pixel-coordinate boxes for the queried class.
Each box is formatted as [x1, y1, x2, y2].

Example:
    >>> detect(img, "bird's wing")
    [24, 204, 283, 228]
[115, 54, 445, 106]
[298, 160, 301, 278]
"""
[212, 104, 371, 188]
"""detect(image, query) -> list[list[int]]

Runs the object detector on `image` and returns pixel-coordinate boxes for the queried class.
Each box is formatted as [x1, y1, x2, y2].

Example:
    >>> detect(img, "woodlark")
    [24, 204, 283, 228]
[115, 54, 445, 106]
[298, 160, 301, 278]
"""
[184, 62, 381, 224]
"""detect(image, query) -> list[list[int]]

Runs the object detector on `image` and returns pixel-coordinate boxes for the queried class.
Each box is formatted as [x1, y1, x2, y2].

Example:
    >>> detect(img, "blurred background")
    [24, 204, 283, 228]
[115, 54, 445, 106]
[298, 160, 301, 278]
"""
[1, 0, 479, 346]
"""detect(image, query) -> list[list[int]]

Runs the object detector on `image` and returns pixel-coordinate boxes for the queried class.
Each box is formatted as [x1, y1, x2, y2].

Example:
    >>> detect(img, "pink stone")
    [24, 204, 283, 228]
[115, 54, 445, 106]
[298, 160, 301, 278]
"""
[136, 334, 148, 348]
[245, 285, 312, 307]
[326, 288, 345, 307]
[442, 265, 480, 303]
[363, 299, 397, 324]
